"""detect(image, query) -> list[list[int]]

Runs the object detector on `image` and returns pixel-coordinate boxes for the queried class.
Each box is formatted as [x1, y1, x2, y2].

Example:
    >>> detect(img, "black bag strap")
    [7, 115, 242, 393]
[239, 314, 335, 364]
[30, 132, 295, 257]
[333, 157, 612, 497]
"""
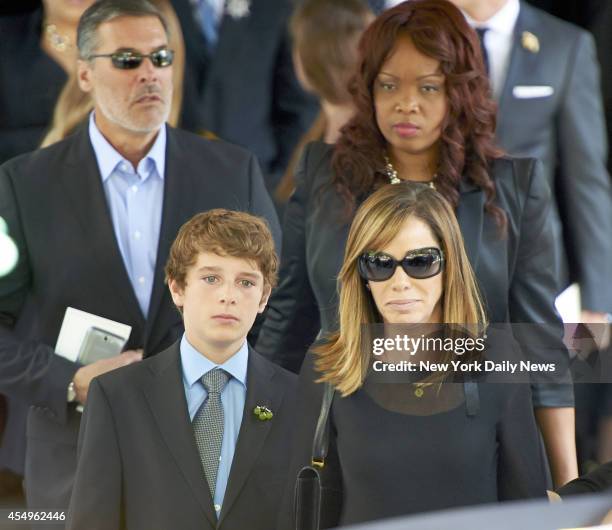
[311, 383, 335, 468]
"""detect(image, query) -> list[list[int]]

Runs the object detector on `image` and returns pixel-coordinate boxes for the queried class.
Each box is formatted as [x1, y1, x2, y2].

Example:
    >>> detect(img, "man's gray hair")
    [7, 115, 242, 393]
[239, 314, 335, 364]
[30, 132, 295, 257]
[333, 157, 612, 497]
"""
[77, 0, 169, 59]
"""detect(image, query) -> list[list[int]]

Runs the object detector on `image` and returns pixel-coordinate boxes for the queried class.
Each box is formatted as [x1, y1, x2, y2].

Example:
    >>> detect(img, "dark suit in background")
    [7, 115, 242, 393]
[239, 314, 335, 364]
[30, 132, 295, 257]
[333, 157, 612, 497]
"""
[67, 342, 296, 530]
[494, 2, 612, 313]
[170, 0, 318, 191]
[0, 124, 280, 514]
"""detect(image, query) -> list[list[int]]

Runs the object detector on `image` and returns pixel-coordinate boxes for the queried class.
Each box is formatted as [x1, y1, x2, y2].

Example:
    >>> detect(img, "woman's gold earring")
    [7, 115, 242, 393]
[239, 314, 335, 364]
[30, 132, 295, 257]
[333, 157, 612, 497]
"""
[366, 283, 371, 291]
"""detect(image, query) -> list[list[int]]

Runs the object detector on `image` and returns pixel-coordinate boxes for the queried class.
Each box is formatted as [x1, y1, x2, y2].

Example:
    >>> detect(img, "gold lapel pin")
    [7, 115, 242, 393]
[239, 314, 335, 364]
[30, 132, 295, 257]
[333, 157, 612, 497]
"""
[521, 31, 539, 53]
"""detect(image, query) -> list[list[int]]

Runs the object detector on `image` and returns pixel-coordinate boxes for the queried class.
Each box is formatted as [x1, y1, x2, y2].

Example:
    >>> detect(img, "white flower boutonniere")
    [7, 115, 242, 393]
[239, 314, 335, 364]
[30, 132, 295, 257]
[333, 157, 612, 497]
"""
[521, 31, 540, 54]
[226, 0, 251, 19]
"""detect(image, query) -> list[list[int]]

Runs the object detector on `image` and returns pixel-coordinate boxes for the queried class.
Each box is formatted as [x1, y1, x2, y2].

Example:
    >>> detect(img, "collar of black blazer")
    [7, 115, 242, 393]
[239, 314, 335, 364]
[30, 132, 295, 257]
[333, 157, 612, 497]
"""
[457, 179, 485, 272]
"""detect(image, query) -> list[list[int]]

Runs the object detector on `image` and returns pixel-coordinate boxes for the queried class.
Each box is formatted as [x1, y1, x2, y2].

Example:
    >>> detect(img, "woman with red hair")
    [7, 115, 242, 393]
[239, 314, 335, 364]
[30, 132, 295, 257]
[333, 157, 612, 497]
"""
[257, 0, 577, 489]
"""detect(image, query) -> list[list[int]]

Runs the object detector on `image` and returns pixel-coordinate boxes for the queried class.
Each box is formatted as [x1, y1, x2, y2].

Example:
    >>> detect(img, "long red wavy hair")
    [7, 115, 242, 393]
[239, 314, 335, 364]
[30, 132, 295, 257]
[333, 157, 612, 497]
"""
[332, 0, 505, 228]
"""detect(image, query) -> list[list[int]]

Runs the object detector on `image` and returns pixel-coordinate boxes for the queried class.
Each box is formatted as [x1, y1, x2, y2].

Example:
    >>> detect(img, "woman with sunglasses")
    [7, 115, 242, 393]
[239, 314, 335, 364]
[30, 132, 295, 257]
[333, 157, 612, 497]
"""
[281, 182, 546, 528]
[257, 0, 577, 488]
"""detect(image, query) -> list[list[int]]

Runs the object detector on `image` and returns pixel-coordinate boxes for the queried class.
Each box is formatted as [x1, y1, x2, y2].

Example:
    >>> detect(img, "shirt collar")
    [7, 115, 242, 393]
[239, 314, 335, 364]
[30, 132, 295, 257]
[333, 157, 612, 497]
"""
[462, 0, 520, 37]
[88, 112, 166, 182]
[180, 334, 249, 389]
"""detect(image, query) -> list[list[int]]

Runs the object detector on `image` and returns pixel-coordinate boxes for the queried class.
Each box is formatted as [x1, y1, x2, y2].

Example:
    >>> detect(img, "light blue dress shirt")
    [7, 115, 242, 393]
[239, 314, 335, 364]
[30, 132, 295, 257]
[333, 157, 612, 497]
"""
[180, 334, 248, 517]
[88, 113, 165, 317]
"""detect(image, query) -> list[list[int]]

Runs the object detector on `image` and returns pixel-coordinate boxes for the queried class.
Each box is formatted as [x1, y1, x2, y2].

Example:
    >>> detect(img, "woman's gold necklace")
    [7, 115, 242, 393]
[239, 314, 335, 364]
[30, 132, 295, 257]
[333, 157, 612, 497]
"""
[44, 23, 73, 52]
[413, 382, 434, 398]
[384, 155, 436, 190]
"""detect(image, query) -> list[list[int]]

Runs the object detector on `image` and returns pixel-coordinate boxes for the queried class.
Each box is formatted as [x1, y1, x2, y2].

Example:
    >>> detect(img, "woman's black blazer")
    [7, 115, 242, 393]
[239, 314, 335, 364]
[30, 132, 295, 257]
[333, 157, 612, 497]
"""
[256, 141, 572, 407]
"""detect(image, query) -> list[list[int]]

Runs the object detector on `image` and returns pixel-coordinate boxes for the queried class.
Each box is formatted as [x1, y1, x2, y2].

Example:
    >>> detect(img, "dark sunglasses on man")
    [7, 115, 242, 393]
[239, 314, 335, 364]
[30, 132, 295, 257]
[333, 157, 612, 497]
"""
[358, 247, 445, 282]
[86, 48, 174, 69]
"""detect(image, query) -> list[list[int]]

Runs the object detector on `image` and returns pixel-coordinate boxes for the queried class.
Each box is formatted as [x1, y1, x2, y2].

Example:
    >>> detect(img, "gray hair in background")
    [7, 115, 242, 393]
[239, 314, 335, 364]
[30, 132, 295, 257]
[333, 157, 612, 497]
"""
[77, 0, 169, 59]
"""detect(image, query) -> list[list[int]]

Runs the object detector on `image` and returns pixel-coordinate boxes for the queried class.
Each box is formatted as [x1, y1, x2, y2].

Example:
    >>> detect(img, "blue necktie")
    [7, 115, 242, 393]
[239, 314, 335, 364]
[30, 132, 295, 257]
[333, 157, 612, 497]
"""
[198, 0, 219, 49]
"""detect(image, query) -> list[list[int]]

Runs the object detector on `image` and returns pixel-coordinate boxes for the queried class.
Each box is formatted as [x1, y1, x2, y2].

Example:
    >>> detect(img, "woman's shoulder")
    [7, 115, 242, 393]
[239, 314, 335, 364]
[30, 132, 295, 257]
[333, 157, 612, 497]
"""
[295, 141, 334, 193]
[298, 141, 335, 184]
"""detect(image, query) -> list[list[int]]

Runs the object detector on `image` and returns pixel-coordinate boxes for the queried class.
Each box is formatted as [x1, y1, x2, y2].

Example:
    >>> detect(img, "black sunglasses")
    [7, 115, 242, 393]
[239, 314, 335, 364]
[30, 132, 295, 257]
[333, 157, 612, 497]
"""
[87, 48, 174, 69]
[358, 247, 445, 282]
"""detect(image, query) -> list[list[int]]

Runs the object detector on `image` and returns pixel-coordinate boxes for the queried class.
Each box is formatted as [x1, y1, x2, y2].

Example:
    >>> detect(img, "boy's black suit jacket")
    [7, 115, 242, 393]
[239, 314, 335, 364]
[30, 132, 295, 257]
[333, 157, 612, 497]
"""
[67, 342, 296, 530]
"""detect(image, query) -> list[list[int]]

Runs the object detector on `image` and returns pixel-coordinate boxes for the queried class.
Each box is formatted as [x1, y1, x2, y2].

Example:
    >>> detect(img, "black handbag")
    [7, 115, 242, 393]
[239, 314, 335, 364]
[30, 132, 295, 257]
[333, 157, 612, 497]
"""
[294, 383, 342, 530]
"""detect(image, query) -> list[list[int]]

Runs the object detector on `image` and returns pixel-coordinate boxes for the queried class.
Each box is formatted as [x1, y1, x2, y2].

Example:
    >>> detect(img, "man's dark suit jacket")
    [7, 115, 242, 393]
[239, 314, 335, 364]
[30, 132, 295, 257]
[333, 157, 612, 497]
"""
[170, 0, 318, 191]
[256, 142, 571, 408]
[66, 342, 296, 530]
[495, 2, 612, 313]
[0, 123, 281, 513]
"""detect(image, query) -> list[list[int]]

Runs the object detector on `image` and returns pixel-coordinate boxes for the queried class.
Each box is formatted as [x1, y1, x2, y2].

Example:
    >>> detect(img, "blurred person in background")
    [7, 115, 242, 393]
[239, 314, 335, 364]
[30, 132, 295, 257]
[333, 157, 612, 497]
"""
[274, 0, 374, 212]
[450, 0, 612, 476]
[0, 0, 95, 164]
[169, 0, 319, 193]
[450, 0, 612, 337]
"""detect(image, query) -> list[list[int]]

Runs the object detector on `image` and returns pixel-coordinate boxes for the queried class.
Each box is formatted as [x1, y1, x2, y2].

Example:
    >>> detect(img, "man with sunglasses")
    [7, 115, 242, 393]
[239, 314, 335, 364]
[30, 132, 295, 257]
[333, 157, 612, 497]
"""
[0, 0, 280, 521]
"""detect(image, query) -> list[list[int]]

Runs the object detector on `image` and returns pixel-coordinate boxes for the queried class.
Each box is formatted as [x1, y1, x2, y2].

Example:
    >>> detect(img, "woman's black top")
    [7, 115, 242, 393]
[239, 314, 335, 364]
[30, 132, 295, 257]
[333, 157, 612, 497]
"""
[256, 141, 572, 407]
[280, 346, 547, 529]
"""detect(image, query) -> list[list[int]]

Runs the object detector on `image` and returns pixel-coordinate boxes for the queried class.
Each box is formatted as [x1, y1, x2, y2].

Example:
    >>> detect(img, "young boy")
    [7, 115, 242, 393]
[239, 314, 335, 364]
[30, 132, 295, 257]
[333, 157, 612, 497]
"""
[67, 209, 296, 530]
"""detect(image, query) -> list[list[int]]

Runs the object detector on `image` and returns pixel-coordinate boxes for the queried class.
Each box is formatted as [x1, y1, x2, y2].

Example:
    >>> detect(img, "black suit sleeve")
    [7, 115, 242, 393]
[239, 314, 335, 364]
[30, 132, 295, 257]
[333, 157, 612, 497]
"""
[256, 147, 321, 372]
[247, 153, 282, 253]
[507, 159, 573, 407]
[496, 383, 547, 499]
[0, 163, 78, 422]
[556, 460, 612, 495]
[67, 378, 122, 530]
[555, 30, 612, 313]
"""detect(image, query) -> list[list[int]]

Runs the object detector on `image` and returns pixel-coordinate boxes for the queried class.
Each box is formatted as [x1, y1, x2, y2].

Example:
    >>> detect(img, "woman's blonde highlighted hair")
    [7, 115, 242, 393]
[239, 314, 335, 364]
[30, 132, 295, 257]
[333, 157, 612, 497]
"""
[314, 182, 487, 395]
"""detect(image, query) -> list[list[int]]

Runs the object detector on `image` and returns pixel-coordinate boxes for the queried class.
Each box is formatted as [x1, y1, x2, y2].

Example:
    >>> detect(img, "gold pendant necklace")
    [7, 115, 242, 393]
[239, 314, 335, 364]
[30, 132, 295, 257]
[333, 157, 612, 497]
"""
[383, 155, 436, 190]
[44, 23, 73, 53]
[413, 382, 434, 398]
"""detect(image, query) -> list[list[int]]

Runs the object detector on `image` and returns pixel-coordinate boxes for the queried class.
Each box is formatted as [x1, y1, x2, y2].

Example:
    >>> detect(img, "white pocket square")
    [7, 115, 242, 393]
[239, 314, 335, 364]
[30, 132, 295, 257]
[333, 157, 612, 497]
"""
[512, 85, 554, 98]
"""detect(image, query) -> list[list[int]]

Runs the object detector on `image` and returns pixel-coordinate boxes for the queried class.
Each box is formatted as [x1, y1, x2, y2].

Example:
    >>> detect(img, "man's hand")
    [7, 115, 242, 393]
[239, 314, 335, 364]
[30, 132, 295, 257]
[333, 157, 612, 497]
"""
[72, 349, 143, 404]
